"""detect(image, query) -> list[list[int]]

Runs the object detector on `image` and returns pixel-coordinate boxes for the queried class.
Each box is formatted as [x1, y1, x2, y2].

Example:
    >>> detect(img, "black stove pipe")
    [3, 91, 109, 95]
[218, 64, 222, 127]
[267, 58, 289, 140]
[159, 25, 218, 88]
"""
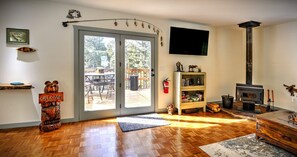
[238, 21, 261, 85]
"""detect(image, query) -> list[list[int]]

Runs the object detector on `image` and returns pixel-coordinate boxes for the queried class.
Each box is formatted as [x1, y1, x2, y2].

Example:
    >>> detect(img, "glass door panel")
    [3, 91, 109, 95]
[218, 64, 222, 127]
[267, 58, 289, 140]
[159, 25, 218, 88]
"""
[84, 35, 116, 111]
[120, 35, 155, 115]
[124, 39, 151, 108]
[78, 29, 120, 121]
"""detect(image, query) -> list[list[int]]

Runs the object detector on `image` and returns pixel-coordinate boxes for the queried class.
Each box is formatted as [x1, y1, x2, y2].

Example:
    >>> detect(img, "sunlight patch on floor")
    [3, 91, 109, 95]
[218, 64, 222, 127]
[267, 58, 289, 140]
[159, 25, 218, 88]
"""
[160, 114, 248, 124]
[102, 113, 248, 129]
[161, 114, 248, 129]
[169, 121, 220, 129]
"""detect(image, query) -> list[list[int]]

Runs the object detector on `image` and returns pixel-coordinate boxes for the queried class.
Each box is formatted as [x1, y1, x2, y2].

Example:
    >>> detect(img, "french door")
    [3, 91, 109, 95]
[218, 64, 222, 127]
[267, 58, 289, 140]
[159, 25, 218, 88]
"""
[75, 26, 156, 121]
[120, 35, 155, 115]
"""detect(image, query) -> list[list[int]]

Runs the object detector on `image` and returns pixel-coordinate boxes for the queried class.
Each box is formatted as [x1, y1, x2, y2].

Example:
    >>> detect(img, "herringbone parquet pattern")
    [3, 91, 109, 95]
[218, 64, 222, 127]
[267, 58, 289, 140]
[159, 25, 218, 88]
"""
[0, 112, 256, 157]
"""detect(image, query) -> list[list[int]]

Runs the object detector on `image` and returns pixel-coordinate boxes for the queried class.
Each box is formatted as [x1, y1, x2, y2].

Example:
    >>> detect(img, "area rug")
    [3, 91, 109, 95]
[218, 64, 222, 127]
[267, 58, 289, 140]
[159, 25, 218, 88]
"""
[117, 113, 169, 132]
[199, 134, 296, 157]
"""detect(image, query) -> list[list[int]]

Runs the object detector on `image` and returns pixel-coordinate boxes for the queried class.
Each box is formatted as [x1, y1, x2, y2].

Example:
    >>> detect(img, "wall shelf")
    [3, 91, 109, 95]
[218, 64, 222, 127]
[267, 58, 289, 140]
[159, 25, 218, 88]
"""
[0, 83, 33, 90]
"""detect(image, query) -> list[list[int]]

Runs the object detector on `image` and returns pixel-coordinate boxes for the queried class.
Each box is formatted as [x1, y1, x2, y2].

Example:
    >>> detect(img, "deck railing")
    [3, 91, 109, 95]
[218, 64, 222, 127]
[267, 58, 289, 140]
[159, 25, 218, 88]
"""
[125, 68, 150, 89]
[85, 68, 151, 90]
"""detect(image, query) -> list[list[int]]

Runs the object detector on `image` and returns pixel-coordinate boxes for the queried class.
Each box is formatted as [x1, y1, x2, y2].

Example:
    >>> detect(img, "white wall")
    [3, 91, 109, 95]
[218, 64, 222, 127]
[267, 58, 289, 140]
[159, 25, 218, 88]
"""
[161, 21, 219, 105]
[2, 0, 296, 126]
[0, 0, 75, 124]
[255, 21, 297, 111]
[215, 26, 245, 97]
[216, 22, 297, 111]
[215, 21, 297, 112]
[0, 0, 224, 125]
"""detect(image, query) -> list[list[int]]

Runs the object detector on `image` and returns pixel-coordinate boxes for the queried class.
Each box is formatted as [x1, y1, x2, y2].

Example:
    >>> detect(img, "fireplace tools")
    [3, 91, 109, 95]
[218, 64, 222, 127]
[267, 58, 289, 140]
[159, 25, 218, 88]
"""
[266, 89, 275, 112]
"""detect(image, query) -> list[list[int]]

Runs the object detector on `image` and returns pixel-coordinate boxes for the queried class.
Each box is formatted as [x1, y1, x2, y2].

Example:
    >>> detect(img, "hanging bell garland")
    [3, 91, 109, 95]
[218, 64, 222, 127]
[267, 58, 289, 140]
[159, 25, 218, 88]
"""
[126, 20, 129, 27]
[62, 12, 164, 46]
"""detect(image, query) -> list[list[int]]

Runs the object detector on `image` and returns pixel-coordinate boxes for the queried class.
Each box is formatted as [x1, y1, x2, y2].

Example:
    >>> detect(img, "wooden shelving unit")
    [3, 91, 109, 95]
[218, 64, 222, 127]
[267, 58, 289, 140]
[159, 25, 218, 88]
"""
[174, 72, 206, 115]
[0, 83, 33, 90]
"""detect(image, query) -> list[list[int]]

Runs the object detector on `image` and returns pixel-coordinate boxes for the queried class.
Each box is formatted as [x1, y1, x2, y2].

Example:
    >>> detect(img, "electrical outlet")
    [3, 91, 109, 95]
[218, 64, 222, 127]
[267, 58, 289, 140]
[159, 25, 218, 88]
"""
[292, 97, 296, 103]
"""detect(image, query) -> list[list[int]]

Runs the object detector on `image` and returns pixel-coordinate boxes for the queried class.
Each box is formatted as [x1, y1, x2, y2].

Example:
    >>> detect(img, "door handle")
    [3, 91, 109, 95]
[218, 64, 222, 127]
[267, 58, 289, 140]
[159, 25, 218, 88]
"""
[151, 68, 155, 77]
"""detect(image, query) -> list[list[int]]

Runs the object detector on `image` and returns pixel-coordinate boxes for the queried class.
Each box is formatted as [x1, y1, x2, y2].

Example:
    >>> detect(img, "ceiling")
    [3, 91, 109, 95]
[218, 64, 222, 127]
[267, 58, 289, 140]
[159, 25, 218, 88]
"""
[50, 0, 297, 26]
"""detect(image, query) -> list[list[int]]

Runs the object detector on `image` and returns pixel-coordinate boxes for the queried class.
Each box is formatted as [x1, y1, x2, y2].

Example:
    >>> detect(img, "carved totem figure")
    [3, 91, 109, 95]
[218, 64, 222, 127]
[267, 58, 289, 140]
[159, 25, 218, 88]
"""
[39, 80, 63, 132]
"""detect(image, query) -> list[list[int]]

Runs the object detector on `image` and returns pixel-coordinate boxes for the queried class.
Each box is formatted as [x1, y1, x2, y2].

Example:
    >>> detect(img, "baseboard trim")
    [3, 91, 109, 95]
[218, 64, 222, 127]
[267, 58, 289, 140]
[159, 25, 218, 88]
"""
[61, 118, 76, 123]
[0, 118, 77, 129]
[156, 108, 167, 113]
[0, 121, 40, 129]
[0, 110, 176, 129]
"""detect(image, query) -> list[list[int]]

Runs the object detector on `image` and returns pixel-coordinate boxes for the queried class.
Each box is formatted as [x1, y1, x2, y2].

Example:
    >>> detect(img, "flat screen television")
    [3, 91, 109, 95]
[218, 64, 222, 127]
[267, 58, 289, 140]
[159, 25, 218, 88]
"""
[169, 26, 209, 56]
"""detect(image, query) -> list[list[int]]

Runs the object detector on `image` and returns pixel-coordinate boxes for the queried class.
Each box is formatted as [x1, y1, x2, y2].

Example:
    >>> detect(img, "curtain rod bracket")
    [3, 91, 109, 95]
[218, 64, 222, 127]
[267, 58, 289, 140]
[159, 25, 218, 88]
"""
[62, 22, 68, 27]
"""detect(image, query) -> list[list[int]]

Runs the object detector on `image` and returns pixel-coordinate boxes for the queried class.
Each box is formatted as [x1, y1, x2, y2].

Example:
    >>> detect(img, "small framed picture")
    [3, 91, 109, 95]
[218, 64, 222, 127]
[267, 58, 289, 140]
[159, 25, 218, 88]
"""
[6, 28, 29, 45]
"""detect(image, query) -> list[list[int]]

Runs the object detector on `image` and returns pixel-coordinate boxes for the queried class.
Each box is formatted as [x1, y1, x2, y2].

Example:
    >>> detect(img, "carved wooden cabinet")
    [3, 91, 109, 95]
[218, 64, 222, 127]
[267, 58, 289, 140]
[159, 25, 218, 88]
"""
[174, 72, 206, 115]
[256, 110, 297, 155]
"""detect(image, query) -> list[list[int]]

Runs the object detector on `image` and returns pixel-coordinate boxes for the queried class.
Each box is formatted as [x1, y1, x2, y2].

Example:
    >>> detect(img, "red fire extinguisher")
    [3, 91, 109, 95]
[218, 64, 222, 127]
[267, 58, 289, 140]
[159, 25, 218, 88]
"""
[163, 78, 169, 94]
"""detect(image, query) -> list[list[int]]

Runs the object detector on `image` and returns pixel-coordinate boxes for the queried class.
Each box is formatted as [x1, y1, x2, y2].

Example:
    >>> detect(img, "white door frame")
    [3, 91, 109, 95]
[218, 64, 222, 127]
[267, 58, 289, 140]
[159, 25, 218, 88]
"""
[74, 26, 158, 121]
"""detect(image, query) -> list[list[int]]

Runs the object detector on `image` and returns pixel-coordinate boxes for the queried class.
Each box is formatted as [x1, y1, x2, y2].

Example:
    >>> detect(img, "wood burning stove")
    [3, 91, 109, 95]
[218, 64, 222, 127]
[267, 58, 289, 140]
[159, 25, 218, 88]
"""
[236, 21, 264, 111]
[236, 83, 264, 110]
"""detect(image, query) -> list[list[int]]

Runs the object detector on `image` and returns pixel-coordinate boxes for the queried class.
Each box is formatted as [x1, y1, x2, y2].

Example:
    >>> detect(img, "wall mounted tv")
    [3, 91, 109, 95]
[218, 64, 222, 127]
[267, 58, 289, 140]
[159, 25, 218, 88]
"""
[169, 26, 209, 56]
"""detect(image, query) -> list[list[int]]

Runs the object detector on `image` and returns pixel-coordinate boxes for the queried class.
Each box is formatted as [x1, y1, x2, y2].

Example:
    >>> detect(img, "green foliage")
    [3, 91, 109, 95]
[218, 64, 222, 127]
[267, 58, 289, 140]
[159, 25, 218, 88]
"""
[84, 36, 114, 69]
[84, 36, 151, 71]
[125, 39, 151, 69]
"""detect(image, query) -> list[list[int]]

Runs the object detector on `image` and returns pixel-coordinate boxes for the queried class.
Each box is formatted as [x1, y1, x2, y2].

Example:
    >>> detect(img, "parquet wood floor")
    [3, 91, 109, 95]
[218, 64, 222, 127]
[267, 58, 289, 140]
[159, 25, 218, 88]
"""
[0, 112, 256, 157]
